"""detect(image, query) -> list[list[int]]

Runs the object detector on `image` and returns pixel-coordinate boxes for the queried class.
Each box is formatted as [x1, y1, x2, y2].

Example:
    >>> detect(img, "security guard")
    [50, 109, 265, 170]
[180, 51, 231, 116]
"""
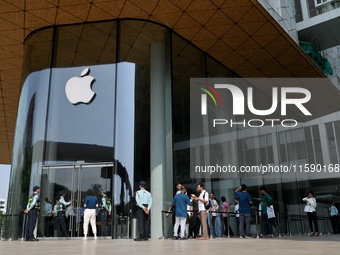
[24, 185, 40, 241]
[99, 191, 111, 236]
[134, 181, 152, 241]
[56, 191, 71, 237]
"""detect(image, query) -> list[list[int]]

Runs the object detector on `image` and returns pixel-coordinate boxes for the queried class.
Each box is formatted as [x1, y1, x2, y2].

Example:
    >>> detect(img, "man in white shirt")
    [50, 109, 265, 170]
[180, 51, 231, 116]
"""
[208, 193, 219, 237]
[191, 183, 209, 240]
[234, 198, 240, 236]
[43, 198, 53, 237]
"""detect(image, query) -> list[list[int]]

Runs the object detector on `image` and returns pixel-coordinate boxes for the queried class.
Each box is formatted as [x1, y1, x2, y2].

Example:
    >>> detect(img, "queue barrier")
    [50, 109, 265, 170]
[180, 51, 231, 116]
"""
[160, 207, 332, 239]
[160, 207, 261, 239]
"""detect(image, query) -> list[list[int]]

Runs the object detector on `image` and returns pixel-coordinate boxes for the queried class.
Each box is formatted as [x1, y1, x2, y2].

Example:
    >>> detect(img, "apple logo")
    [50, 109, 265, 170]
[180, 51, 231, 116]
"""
[65, 68, 96, 105]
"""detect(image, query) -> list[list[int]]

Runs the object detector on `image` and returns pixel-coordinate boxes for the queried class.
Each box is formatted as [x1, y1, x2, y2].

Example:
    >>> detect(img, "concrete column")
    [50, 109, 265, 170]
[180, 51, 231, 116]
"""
[150, 41, 172, 238]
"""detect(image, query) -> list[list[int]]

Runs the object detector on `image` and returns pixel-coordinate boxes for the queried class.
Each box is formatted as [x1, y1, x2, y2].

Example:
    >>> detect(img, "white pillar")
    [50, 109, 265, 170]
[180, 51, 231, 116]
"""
[300, 0, 309, 20]
[150, 41, 172, 238]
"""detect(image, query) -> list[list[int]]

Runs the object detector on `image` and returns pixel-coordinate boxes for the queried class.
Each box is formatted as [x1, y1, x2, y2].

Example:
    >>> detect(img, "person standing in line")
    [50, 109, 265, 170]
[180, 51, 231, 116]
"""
[43, 197, 53, 237]
[99, 191, 111, 236]
[166, 182, 182, 235]
[235, 184, 253, 238]
[24, 185, 40, 241]
[172, 186, 191, 240]
[191, 183, 209, 240]
[208, 193, 219, 238]
[134, 181, 153, 241]
[259, 186, 274, 238]
[188, 193, 201, 238]
[56, 191, 72, 237]
[52, 200, 60, 237]
[83, 189, 98, 240]
[329, 201, 340, 234]
[221, 196, 234, 237]
[234, 198, 240, 236]
[303, 191, 319, 236]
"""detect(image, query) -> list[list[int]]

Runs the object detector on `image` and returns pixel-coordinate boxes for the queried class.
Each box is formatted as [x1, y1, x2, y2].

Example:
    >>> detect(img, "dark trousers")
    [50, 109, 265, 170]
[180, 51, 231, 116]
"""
[26, 208, 38, 240]
[57, 211, 69, 237]
[189, 213, 201, 237]
[307, 212, 319, 233]
[261, 213, 273, 235]
[239, 213, 251, 237]
[44, 216, 54, 237]
[223, 217, 234, 236]
[99, 210, 108, 236]
[210, 216, 216, 236]
[330, 215, 340, 234]
[235, 217, 240, 236]
[137, 207, 150, 239]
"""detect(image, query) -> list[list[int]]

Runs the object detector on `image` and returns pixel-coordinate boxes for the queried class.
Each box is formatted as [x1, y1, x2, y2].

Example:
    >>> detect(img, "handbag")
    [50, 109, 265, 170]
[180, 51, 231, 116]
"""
[204, 192, 211, 210]
[267, 205, 275, 219]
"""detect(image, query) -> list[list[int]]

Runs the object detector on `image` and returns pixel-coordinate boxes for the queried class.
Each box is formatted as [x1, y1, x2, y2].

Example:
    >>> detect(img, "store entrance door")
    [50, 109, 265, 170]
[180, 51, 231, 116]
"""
[39, 162, 113, 239]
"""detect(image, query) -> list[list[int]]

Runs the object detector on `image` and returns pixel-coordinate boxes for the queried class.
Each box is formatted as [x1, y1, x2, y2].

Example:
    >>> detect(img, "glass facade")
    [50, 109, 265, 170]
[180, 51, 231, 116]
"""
[5, 19, 340, 240]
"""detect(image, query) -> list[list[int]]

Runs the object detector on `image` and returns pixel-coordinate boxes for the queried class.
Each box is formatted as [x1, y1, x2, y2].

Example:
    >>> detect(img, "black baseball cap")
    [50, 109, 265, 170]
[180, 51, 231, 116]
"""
[33, 186, 40, 191]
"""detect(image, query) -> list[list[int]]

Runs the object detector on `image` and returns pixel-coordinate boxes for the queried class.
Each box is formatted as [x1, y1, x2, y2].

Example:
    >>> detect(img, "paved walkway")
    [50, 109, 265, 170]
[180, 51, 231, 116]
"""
[1, 235, 339, 255]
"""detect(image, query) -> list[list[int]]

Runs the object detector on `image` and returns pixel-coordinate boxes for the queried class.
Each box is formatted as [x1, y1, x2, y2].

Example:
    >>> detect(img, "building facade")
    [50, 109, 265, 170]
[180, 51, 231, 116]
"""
[1, 1, 340, 240]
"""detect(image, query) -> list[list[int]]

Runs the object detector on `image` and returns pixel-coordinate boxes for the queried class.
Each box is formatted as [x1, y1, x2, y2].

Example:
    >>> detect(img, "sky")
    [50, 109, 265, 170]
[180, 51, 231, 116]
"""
[0, 164, 11, 199]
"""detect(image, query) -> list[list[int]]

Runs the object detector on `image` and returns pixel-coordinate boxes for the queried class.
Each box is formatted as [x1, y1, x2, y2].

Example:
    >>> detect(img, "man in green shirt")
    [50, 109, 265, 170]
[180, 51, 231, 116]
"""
[259, 186, 274, 237]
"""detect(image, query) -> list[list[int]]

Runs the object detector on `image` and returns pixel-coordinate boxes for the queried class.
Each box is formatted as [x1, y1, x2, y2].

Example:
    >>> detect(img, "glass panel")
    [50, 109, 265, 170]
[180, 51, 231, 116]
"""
[55, 22, 117, 67]
[39, 166, 76, 238]
[44, 64, 115, 164]
[304, 126, 315, 164]
[5, 69, 50, 240]
[325, 122, 338, 164]
[115, 20, 169, 238]
[23, 28, 54, 78]
[80, 165, 112, 237]
[39, 164, 113, 238]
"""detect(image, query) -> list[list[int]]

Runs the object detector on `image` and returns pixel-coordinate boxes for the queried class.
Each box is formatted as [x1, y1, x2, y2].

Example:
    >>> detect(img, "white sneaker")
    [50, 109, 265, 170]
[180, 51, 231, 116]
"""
[94, 236, 97, 240]
[82, 237, 87, 240]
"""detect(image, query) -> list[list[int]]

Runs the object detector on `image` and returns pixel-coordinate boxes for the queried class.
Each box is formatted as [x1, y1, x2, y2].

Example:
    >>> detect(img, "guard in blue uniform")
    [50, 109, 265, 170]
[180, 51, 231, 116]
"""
[134, 181, 153, 241]
[24, 185, 40, 241]
[99, 191, 111, 236]
[56, 191, 71, 237]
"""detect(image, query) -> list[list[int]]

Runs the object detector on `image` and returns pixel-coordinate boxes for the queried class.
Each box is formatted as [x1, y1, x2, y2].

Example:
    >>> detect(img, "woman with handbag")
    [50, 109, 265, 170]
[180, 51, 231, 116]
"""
[303, 191, 319, 236]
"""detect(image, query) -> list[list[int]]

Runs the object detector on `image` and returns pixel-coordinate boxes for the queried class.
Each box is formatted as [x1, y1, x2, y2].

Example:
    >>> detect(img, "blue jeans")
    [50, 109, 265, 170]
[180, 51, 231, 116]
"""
[239, 213, 251, 237]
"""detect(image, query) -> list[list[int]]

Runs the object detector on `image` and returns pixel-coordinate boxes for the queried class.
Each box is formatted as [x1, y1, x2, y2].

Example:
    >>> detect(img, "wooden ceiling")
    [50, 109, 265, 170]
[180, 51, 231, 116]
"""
[0, 0, 330, 164]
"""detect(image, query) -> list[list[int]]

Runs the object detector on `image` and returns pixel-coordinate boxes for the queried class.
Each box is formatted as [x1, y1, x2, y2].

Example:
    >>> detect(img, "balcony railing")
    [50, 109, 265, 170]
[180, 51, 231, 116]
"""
[309, 0, 340, 18]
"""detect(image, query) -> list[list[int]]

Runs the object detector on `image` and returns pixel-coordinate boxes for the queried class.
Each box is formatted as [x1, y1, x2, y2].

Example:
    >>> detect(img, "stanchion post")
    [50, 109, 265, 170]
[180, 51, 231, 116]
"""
[160, 210, 165, 240]
[255, 208, 259, 238]
[21, 214, 26, 240]
[277, 212, 281, 237]
[227, 215, 230, 238]
[287, 213, 292, 236]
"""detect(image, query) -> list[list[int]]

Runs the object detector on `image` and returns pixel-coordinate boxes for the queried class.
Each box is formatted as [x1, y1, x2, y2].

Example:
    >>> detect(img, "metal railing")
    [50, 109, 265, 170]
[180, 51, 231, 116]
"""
[0, 213, 26, 240]
[160, 207, 334, 239]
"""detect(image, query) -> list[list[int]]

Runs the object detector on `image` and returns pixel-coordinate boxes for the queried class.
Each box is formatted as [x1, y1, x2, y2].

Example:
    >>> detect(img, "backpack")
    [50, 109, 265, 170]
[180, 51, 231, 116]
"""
[204, 192, 211, 210]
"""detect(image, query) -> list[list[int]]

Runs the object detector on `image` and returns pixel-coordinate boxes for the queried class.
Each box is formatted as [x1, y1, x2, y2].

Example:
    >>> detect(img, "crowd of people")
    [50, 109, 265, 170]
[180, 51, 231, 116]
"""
[168, 182, 340, 240]
[23, 181, 340, 241]
[23, 186, 111, 241]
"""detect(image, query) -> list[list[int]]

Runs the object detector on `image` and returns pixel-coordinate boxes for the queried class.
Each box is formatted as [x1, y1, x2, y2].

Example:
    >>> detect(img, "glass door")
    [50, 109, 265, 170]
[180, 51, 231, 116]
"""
[39, 162, 113, 239]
